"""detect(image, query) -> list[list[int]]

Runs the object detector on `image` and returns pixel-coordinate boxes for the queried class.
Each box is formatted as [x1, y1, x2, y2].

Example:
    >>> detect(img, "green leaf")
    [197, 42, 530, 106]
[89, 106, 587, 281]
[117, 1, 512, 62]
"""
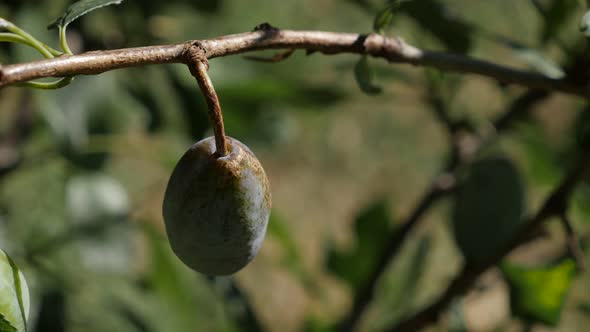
[48, 0, 124, 30]
[373, 7, 395, 33]
[501, 259, 577, 326]
[354, 55, 382, 95]
[542, 0, 579, 42]
[0, 314, 17, 332]
[452, 157, 525, 264]
[327, 199, 391, 289]
[401, 0, 473, 53]
[373, 1, 413, 33]
[0, 250, 29, 332]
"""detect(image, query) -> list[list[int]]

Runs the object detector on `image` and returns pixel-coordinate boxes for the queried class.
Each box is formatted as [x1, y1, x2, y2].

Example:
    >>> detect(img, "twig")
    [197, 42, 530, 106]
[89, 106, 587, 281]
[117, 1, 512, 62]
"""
[186, 44, 228, 156]
[0, 30, 588, 98]
[559, 211, 586, 271]
[387, 147, 590, 332]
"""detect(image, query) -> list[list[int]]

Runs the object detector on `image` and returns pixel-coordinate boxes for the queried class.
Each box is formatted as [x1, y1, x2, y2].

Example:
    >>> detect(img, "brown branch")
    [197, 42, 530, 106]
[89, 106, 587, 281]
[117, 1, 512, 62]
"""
[387, 148, 590, 332]
[186, 44, 228, 157]
[0, 30, 588, 98]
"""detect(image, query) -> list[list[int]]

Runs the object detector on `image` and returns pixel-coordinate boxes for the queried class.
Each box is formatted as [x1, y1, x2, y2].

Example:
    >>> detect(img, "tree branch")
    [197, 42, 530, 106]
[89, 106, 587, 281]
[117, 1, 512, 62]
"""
[1, 29, 588, 99]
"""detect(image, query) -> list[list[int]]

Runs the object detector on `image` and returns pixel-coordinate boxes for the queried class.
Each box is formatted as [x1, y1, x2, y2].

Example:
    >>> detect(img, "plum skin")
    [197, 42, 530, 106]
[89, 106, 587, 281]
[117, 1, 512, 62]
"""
[162, 136, 271, 275]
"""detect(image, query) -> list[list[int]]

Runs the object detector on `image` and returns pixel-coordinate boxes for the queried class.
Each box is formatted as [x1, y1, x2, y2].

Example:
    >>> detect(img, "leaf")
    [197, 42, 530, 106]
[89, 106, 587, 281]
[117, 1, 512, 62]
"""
[48, 0, 124, 30]
[401, 0, 473, 53]
[373, 0, 413, 33]
[354, 56, 382, 95]
[0, 18, 12, 31]
[542, 0, 579, 42]
[373, 1, 404, 33]
[510, 46, 564, 79]
[452, 157, 525, 264]
[327, 199, 391, 289]
[373, 7, 394, 33]
[0, 250, 29, 332]
[0, 314, 17, 332]
[501, 259, 577, 326]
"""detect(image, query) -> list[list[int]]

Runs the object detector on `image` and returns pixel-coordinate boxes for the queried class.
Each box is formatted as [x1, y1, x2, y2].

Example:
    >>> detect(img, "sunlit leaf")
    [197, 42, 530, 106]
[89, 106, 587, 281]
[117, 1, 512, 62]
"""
[354, 55, 382, 95]
[48, 0, 124, 29]
[452, 157, 525, 264]
[501, 259, 577, 326]
[0, 250, 29, 332]
[327, 199, 391, 289]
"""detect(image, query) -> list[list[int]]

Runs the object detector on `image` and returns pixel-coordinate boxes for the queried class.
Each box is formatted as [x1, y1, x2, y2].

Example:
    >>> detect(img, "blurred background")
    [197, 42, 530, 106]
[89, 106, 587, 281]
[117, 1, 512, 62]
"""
[1, 0, 590, 331]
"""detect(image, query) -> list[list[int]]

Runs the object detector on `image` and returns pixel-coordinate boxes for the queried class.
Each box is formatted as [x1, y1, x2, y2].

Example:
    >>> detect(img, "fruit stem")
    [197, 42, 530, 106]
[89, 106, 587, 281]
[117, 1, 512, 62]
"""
[187, 46, 228, 157]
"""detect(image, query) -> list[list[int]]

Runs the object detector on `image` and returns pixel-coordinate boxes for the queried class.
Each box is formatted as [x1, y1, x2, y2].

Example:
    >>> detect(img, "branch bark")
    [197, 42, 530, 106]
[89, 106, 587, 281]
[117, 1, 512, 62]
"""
[1, 29, 588, 99]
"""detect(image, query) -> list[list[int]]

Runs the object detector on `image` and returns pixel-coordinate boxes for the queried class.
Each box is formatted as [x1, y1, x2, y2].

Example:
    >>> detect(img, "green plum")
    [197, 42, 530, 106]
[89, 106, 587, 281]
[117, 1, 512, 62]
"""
[163, 136, 271, 275]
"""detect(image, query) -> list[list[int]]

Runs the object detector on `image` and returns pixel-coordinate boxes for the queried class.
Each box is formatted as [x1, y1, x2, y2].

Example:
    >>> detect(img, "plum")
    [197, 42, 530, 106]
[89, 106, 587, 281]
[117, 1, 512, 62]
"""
[163, 136, 271, 275]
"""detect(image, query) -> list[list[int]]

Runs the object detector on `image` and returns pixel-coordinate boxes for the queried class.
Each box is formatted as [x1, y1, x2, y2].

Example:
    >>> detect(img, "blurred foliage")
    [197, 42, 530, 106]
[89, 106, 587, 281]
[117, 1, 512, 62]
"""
[0, 0, 590, 331]
[452, 157, 525, 265]
[327, 199, 391, 290]
[502, 259, 577, 326]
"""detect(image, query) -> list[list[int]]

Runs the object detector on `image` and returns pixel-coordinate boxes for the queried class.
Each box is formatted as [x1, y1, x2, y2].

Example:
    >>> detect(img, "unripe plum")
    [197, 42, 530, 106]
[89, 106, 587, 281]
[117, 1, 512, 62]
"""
[163, 136, 271, 275]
